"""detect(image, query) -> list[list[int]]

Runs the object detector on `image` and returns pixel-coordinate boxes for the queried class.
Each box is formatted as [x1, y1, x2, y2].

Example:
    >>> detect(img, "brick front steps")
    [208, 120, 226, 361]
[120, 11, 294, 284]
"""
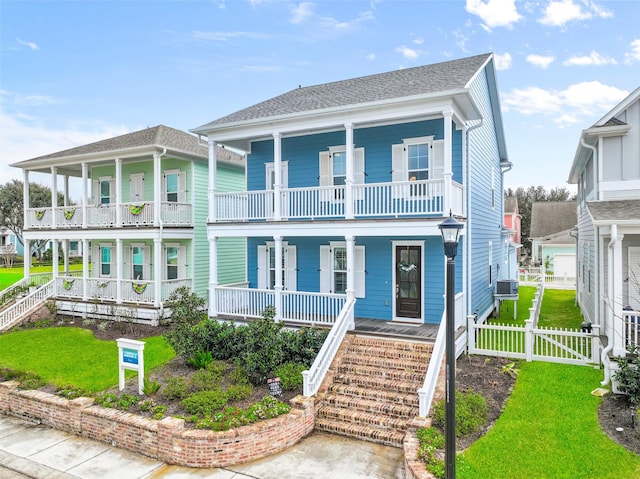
[316, 335, 433, 448]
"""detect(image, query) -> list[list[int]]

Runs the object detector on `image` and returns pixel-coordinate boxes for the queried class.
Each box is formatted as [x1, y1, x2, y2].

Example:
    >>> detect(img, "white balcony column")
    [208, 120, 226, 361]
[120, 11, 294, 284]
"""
[82, 239, 89, 301]
[115, 158, 122, 228]
[63, 240, 70, 275]
[23, 238, 31, 284]
[116, 238, 123, 304]
[154, 238, 162, 307]
[154, 152, 162, 227]
[208, 236, 218, 318]
[63, 175, 69, 207]
[51, 166, 58, 229]
[52, 239, 59, 281]
[345, 123, 355, 219]
[23, 170, 29, 230]
[273, 133, 282, 221]
[612, 229, 626, 356]
[208, 138, 218, 223]
[443, 111, 453, 214]
[81, 162, 88, 228]
[274, 235, 283, 321]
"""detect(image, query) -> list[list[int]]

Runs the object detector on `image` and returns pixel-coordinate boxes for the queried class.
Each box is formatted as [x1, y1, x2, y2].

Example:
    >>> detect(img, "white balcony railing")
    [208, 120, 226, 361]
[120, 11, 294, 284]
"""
[26, 202, 192, 229]
[214, 179, 463, 222]
[281, 291, 346, 325]
[215, 286, 276, 318]
[623, 309, 639, 347]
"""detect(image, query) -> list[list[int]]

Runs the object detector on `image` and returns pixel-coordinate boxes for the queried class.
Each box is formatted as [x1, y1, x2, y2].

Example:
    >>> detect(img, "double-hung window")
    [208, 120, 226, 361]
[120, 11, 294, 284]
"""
[100, 246, 111, 277]
[257, 243, 297, 291]
[163, 169, 186, 203]
[166, 246, 179, 280]
[132, 245, 144, 280]
[320, 243, 365, 297]
[407, 143, 429, 182]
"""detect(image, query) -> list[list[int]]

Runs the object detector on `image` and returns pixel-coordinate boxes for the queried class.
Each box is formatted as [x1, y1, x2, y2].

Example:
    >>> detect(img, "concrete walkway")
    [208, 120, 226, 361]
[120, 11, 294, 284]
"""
[0, 415, 404, 479]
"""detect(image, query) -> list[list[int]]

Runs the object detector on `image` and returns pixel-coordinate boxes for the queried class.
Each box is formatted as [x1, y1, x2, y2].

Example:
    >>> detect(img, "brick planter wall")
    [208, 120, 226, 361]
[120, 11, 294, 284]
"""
[0, 381, 316, 468]
[404, 417, 437, 479]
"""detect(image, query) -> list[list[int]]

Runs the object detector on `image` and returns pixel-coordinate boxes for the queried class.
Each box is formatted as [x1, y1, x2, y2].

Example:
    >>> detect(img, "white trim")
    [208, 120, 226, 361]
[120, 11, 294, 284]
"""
[391, 240, 425, 323]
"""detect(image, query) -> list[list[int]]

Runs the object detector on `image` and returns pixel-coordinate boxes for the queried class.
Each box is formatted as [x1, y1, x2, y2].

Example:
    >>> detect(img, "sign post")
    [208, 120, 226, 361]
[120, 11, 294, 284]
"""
[117, 338, 145, 395]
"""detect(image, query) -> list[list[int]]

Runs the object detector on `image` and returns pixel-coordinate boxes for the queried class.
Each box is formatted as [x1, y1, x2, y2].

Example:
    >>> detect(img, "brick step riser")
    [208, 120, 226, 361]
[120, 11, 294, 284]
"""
[323, 396, 417, 419]
[315, 419, 405, 448]
[327, 384, 420, 407]
[341, 355, 428, 372]
[317, 406, 409, 430]
[337, 365, 425, 382]
[351, 337, 434, 350]
[348, 343, 433, 357]
[334, 374, 420, 395]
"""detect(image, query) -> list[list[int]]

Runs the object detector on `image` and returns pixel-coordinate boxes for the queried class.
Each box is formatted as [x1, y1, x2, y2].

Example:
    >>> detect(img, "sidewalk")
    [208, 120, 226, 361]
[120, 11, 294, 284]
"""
[0, 415, 404, 479]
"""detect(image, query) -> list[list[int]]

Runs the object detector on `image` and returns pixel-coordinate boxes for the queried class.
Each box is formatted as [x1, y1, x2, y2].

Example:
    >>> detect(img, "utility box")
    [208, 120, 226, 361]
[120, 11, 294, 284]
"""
[496, 280, 518, 295]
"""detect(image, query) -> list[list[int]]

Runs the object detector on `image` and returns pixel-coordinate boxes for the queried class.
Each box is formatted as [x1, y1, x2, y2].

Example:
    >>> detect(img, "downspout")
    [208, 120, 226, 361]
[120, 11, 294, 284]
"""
[157, 147, 167, 319]
[569, 228, 578, 306]
[465, 120, 483, 327]
[601, 224, 617, 386]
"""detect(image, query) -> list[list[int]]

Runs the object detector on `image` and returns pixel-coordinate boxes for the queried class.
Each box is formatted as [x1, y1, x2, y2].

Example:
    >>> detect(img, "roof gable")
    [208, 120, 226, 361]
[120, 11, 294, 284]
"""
[529, 201, 577, 238]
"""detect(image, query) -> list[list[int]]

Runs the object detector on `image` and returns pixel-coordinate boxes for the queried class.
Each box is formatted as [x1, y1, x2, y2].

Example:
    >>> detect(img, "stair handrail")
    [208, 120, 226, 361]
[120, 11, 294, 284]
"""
[0, 279, 29, 308]
[302, 297, 355, 397]
[0, 280, 55, 331]
[417, 311, 446, 417]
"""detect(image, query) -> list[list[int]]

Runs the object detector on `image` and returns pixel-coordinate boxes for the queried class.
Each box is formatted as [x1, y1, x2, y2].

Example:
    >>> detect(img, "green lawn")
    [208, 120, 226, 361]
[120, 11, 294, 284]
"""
[461, 362, 640, 479]
[0, 264, 83, 290]
[0, 327, 175, 392]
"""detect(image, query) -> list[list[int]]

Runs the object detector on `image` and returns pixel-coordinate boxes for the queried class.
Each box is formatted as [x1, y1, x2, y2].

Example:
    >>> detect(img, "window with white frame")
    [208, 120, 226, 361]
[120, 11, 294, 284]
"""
[165, 244, 186, 280]
[93, 176, 114, 205]
[132, 245, 144, 280]
[100, 246, 112, 277]
[257, 243, 297, 291]
[392, 137, 444, 195]
[320, 243, 365, 297]
[407, 143, 429, 181]
[124, 243, 150, 281]
[163, 169, 186, 203]
[319, 147, 365, 196]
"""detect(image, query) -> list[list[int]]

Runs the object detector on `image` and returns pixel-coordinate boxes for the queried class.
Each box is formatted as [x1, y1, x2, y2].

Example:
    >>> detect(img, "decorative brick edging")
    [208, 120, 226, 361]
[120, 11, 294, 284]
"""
[404, 416, 437, 479]
[0, 381, 316, 468]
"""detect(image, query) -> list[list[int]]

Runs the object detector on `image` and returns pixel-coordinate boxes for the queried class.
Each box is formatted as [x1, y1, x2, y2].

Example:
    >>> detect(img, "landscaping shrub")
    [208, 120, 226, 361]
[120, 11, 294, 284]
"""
[275, 362, 306, 391]
[227, 383, 253, 401]
[188, 350, 214, 369]
[433, 389, 489, 437]
[181, 389, 229, 416]
[281, 326, 329, 366]
[142, 378, 161, 396]
[613, 344, 640, 404]
[163, 287, 208, 357]
[163, 376, 189, 400]
[237, 309, 286, 385]
[56, 385, 87, 399]
[190, 362, 226, 392]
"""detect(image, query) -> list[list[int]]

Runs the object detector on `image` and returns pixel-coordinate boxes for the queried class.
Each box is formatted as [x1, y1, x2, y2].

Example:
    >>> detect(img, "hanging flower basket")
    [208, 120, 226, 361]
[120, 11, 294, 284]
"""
[63, 208, 76, 220]
[34, 210, 46, 221]
[62, 278, 75, 290]
[129, 203, 145, 216]
[398, 262, 418, 273]
[132, 282, 147, 294]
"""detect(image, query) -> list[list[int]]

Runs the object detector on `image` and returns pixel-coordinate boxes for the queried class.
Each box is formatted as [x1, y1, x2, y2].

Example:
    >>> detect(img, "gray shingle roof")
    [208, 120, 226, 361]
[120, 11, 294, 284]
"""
[194, 53, 492, 130]
[587, 200, 640, 223]
[504, 196, 518, 214]
[13, 125, 211, 164]
[529, 201, 577, 238]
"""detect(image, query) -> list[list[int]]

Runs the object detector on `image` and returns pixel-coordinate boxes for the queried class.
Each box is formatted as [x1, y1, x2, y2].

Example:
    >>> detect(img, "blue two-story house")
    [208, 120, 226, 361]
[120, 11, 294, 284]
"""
[193, 53, 510, 345]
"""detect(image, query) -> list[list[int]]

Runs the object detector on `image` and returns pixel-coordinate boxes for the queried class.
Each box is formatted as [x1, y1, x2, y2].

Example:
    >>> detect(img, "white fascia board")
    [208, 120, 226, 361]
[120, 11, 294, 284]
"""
[583, 124, 632, 138]
[23, 228, 194, 242]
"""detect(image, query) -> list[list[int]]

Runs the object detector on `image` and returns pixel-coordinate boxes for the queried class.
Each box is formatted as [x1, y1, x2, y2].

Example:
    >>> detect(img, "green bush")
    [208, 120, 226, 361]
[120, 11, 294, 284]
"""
[57, 385, 87, 399]
[433, 389, 489, 437]
[281, 327, 329, 366]
[190, 362, 226, 392]
[238, 309, 285, 385]
[163, 376, 189, 400]
[188, 350, 214, 369]
[227, 383, 253, 401]
[275, 362, 306, 391]
[181, 389, 229, 416]
[142, 378, 161, 396]
[613, 344, 640, 404]
[163, 287, 208, 357]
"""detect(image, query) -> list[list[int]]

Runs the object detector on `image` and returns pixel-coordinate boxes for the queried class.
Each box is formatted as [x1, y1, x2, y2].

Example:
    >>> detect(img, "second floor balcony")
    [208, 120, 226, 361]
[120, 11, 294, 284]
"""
[213, 178, 463, 222]
[25, 201, 193, 230]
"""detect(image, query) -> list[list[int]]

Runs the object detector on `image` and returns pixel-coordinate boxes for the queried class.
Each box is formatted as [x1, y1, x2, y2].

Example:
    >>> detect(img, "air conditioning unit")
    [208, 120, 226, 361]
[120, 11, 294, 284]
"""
[496, 280, 518, 295]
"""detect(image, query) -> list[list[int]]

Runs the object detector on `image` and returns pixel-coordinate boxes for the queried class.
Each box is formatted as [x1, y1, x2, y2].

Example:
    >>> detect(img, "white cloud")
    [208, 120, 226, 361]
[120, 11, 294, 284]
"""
[502, 81, 628, 126]
[494, 52, 512, 70]
[625, 38, 640, 65]
[563, 50, 617, 66]
[396, 46, 419, 60]
[290, 2, 314, 24]
[16, 37, 39, 51]
[412, 37, 424, 46]
[319, 10, 375, 32]
[539, 0, 613, 27]
[365, 53, 376, 61]
[526, 54, 555, 69]
[0, 90, 60, 107]
[465, 0, 523, 30]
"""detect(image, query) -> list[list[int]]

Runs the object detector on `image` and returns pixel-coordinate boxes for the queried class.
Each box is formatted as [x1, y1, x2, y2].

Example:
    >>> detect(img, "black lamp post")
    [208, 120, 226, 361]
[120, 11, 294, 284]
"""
[438, 212, 463, 479]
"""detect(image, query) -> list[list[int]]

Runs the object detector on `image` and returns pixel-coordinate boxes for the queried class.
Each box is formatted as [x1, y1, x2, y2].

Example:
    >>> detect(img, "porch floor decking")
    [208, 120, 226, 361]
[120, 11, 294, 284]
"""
[353, 318, 438, 341]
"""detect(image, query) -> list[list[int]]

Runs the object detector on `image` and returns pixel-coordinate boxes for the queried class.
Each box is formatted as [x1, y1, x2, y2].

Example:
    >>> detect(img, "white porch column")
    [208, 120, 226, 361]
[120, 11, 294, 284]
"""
[208, 138, 218, 223]
[274, 235, 283, 321]
[273, 133, 282, 221]
[63, 240, 69, 275]
[82, 162, 88, 228]
[23, 239, 31, 284]
[116, 238, 123, 304]
[443, 111, 453, 214]
[612, 228, 626, 356]
[51, 166, 58, 229]
[82, 239, 89, 301]
[52, 239, 59, 281]
[63, 175, 69, 207]
[115, 158, 122, 228]
[345, 123, 354, 219]
[154, 238, 162, 307]
[23, 170, 29, 235]
[208, 236, 218, 318]
[154, 152, 162, 227]
[345, 235, 356, 330]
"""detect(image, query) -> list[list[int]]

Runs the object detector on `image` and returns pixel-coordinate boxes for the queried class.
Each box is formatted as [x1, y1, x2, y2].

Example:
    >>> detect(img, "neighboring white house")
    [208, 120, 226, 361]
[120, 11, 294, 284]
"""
[567, 86, 640, 385]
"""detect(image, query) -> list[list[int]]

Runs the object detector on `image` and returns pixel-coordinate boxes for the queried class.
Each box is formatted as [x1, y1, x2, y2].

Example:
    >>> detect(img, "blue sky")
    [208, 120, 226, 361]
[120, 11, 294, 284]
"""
[1, 0, 639, 193]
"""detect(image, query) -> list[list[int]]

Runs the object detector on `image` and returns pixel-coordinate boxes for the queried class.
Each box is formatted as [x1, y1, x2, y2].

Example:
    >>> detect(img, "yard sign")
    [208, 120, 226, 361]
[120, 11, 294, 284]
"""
[117, 338, 145, 394]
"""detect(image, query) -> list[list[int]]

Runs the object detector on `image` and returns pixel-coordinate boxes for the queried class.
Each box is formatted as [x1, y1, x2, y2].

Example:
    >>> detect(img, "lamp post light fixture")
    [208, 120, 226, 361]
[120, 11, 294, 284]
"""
[438, 212, 463, 479]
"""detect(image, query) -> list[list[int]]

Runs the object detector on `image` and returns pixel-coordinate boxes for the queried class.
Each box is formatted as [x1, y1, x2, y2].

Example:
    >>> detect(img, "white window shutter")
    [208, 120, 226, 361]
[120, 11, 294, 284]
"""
[92, 180, 99, 205]
[391, 144, 406, 182]
[355, 246, 365, 298]
[320, 245, 331, 293]
[257, 245, 267, 289]
[161, 174, 166, 202]
[92, 245, 99, 277]
[178, 246, 187, 279]
[432, 140, 444, 180]
[108, 178, 115, 203]
[354, 148, 365, 184]
[124, 247, 131, 280]
[130, 174, 144, 202]
[143, 245, 151, 280]
[178, 171, 187, 203]
[319, 151, 331, 187]
[285, 245, 297, 291]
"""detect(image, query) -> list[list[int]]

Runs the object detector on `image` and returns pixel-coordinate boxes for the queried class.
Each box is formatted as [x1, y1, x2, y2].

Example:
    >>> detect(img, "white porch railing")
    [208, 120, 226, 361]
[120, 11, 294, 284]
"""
[418, 311, 446, 417]
[214, 179, 463, 222]
[0, 280, 55, 331]
[623, 309, 639, 347]
[281, 291, 346, 325]
[302, 297, 355, 397]
[87, 278, 118, 301]
[26, 202, 192, 229]
[215, 286, 276, 319]
[161, 279, 193, 302]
